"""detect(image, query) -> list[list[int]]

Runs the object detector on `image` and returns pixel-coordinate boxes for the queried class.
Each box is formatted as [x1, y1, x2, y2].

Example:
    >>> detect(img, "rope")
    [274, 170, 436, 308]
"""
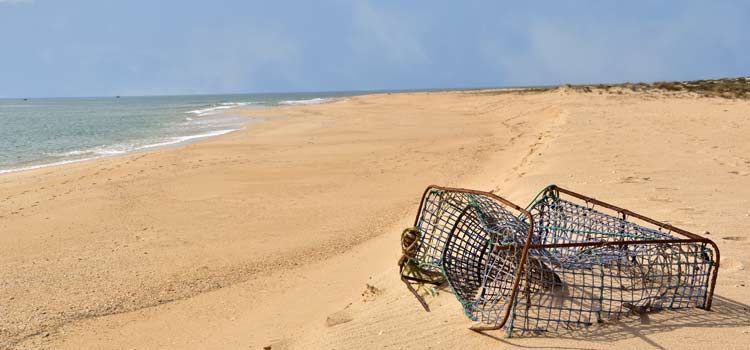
[398, 227, 420, 268]
[398, 227, 445, 312]
[398, 227, 445, 284]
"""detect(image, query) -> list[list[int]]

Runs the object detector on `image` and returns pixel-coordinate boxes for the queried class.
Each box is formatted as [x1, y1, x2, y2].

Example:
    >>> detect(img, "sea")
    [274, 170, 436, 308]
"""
[0, 92, 363, 174]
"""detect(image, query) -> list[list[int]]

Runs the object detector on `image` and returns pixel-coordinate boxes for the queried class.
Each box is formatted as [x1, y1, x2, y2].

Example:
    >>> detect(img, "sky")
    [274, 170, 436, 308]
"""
[0, 0, 748, 98]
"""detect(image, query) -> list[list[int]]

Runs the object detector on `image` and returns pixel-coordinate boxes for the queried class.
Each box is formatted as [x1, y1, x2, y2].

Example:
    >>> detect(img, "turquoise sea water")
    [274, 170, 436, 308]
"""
[0, 92, 361, 174]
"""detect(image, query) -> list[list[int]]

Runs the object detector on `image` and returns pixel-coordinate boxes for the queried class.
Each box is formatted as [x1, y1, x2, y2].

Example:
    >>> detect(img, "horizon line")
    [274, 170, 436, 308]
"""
[2, 74, 747, 100]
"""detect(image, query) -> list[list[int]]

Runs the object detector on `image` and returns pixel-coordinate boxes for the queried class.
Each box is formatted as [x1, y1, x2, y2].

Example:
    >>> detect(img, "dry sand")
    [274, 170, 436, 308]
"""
[1, 89, 748, 349]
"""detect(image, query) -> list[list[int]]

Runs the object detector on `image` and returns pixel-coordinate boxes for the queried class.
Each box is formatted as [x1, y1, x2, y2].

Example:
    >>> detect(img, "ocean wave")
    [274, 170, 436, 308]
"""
[137, 129, 238, 150]
[219, 102, 254, 106]
[185, 102, 255, 116]
[72, 129, 239, 156]
[54, 145, 129, 158]
[185, 105, 234, 116]
[1, 129, 240, 175]
[278, 98, 333, 106]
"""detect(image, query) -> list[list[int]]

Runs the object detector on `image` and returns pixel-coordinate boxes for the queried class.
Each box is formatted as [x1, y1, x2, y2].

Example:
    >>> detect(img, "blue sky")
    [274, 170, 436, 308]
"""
[0, 0, 748, 98]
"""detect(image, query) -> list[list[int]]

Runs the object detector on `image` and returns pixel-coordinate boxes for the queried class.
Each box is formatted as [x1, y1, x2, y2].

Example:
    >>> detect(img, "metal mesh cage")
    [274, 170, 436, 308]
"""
[442, 203, 526, 324]
[413, 188, 530, 272]
[403, 185, 720, 337]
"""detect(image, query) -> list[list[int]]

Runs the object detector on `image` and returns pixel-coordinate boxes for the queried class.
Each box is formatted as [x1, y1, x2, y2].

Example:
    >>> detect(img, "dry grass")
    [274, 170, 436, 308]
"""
[573, 77, 750, 99]
[469, 77, 750, 99]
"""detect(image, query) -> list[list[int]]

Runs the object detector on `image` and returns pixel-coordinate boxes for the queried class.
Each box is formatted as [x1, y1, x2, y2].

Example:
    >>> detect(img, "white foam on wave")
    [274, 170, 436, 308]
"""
[185, 105, 234, 116]
[54, 145, 130, 158]
[185, 102, 256, 116]
[279, 98, 333, 106]
[0, 129, 240, 175]
[219, 102, 254, 106]
[137, 129, 238, 150]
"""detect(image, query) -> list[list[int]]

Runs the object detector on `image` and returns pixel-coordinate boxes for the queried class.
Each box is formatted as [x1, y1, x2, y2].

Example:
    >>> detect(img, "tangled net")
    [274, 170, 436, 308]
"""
[399, 185, 720, 337]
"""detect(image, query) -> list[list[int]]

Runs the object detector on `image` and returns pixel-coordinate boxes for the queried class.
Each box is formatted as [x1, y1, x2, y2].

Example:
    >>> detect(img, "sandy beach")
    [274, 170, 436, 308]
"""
[1, 88, 749, 349]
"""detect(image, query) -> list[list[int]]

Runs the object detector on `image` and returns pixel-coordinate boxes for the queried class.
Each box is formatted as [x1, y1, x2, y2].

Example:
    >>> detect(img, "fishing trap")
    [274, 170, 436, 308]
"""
[398, 185, 720, 337]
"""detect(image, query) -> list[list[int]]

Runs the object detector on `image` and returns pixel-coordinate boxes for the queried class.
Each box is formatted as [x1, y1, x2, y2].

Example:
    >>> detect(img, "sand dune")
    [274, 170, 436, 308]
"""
[1, 89, 749, 349]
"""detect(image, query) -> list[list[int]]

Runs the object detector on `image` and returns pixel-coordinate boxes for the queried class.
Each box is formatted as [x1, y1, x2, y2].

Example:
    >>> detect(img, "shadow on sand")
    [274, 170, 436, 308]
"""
[474, 295, 749, 350]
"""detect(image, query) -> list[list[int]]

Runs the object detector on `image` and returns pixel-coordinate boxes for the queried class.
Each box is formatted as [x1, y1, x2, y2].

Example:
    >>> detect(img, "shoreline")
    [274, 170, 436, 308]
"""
[0, 127, 246, 176]
[0, 95, 350, 177]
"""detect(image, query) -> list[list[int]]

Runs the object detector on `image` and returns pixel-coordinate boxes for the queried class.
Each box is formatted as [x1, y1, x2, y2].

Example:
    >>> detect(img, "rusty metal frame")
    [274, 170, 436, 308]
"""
[409, 184, 721, 333]
[547, 185, 721, 311]
[412, 185, 536, 332]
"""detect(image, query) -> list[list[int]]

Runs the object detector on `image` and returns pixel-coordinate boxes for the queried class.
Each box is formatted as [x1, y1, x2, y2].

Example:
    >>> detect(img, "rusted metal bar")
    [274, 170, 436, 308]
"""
[550, 185, 720, 311]
[524, 238, 708, 250]
[413, 185, 534, 332]
[553, 186, 704, 241]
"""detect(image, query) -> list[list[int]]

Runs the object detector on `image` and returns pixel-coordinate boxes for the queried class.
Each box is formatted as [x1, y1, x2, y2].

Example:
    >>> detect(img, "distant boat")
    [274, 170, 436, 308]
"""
[116, 96, 121, 98]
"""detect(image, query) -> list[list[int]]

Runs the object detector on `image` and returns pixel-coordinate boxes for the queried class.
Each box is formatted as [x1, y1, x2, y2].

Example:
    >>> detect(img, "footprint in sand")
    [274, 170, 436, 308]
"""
[326, 303, 354, 327]
[618, 176, 651, 184]
[648, 196, 672, 203]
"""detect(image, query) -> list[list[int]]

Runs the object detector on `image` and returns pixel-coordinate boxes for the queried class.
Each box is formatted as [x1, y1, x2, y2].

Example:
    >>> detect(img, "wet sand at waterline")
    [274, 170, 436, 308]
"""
[2, 88, 749, 349]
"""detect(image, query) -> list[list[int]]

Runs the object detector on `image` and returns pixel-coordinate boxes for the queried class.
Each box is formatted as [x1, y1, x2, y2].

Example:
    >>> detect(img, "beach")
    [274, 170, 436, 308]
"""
[1, 88, 749, 349]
